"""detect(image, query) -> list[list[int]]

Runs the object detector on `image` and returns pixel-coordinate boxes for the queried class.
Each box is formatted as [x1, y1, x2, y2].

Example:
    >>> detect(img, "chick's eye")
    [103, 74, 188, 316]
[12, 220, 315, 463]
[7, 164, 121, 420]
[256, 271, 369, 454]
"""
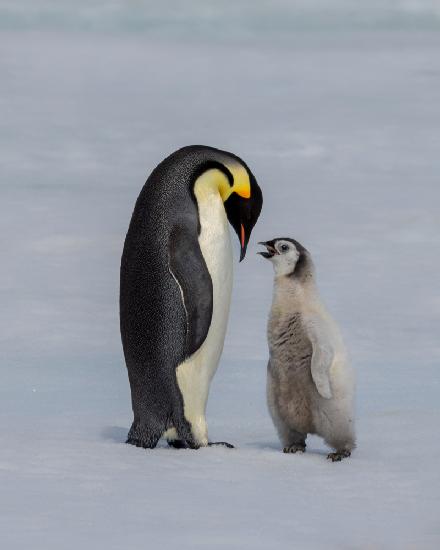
[280, 244, 289, 252]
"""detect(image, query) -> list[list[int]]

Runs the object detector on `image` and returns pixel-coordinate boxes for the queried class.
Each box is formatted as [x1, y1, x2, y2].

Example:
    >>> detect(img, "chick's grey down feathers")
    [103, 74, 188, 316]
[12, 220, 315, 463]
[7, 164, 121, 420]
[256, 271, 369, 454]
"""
[263, 239, 356, 460]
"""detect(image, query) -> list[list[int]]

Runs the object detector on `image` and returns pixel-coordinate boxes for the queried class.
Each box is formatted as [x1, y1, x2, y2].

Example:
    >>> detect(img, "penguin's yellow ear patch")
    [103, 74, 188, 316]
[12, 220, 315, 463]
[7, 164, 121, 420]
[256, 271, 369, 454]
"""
[194, 162, 251, 202]
[234, 183, 251, 199]
[227, 163, 251, 199]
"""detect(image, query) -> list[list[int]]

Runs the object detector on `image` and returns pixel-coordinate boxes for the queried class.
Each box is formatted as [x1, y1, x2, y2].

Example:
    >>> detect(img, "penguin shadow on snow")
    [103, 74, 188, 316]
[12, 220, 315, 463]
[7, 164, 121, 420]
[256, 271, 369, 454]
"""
[101, 426, 128, 444]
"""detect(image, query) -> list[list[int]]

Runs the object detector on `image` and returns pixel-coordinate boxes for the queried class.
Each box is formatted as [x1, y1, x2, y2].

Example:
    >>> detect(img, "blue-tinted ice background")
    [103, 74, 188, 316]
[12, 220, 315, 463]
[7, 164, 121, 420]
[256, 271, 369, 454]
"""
[1, 1, 440, 548]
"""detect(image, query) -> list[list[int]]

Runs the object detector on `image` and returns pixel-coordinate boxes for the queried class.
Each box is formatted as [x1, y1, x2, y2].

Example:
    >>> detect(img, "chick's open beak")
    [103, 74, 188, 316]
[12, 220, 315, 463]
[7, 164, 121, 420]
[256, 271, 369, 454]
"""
[258, 241, 277, 259]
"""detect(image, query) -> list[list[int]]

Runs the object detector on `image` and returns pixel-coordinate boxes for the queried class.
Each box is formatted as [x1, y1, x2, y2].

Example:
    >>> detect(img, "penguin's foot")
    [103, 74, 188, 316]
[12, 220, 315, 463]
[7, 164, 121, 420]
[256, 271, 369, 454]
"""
[208, 441, 235, 449]
[126, 435, 160, 449]
[327, 450, 351, 462]
[126, 421, 161, 449]
[283, 444, 306, 454]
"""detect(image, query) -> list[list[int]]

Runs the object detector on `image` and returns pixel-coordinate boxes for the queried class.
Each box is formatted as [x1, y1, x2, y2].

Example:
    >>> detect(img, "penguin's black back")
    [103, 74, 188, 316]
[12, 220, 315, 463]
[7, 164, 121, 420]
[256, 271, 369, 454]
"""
[120, 145, 250, 447]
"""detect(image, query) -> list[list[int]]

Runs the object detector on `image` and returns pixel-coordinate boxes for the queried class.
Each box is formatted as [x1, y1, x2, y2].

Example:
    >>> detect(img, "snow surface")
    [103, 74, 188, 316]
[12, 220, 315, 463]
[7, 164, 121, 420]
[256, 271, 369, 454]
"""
[1, 2, 440, 548]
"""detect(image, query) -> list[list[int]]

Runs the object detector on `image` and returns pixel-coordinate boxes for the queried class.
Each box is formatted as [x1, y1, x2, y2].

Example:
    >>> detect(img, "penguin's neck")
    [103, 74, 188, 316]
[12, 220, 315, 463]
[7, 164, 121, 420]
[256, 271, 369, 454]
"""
[272, 275, 319, 316]
[192, 165, 233, 290]
[193, 168, 231, 203]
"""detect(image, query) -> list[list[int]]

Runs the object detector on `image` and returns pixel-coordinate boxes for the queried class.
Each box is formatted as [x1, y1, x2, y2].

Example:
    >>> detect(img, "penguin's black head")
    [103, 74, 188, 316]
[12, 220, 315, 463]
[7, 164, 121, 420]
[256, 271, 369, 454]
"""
[190, 150, 263, 261]
[224, 171, 263, 261]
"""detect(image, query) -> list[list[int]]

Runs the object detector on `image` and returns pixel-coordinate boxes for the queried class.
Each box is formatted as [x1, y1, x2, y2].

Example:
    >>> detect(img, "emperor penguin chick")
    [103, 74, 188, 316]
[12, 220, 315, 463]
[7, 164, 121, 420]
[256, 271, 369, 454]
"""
[259, 238, 355, 461]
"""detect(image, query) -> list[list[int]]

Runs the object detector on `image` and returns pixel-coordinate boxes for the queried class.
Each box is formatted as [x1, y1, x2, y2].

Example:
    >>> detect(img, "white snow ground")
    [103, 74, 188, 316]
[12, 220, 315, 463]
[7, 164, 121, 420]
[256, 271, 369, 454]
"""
[1, 2, 440, 548]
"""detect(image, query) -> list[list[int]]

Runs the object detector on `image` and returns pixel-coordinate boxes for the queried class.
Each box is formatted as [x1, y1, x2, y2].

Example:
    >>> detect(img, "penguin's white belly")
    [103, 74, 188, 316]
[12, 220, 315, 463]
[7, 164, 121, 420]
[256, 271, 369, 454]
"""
[194, 195, 233, 379]
[174, 186, 233, 444]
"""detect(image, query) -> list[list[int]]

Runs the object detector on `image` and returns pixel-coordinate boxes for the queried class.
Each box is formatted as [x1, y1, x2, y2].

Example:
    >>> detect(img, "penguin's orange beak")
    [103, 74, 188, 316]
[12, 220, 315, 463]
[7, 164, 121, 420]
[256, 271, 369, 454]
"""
[240, 224, 246, 262]
[223, 174, 263, 262]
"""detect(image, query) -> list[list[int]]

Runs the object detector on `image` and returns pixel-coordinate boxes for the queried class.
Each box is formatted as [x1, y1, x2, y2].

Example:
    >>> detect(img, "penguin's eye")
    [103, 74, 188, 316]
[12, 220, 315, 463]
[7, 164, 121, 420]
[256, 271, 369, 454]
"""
[280, 244, 289, 252]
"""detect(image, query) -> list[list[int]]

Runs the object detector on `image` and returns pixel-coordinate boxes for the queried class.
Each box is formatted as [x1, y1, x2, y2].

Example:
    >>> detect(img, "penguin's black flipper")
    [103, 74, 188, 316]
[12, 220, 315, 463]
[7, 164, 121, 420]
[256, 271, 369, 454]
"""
[168, 224, 213, 358]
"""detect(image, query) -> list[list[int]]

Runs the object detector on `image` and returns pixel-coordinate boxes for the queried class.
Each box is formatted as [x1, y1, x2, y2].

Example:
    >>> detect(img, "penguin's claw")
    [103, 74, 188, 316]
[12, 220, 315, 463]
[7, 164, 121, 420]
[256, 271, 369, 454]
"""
[208, 441, 235, 449]
[283, 445, 305, 454]
[327, 450, 351, 462]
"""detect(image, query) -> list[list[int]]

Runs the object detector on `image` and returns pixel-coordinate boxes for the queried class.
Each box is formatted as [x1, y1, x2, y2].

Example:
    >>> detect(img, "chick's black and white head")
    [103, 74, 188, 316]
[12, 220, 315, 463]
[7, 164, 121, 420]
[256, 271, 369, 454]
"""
[258, 238, 312, 279]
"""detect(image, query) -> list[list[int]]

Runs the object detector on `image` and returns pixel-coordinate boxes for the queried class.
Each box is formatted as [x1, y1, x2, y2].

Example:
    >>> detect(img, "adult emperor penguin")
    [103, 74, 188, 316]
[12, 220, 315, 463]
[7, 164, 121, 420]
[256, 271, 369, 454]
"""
[259, 238, 355, 461]
[120, 145, 263, 449]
